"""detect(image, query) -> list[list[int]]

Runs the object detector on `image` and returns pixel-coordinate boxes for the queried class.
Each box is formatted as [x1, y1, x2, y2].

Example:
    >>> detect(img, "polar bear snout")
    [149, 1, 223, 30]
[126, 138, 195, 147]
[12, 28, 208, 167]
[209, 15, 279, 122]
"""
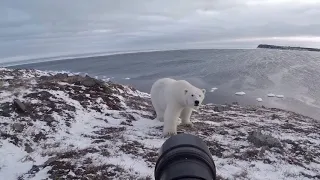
[194, 100, 200, 106]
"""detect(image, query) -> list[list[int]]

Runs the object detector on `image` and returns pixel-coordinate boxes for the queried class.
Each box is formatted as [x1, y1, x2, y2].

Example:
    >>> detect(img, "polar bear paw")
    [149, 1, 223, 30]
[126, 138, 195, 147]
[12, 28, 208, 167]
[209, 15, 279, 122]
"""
[162, 130, 177, 138]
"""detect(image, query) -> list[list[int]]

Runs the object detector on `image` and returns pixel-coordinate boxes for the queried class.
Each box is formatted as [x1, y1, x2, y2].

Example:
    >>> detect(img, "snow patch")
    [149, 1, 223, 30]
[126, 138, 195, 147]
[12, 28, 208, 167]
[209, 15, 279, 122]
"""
[276, 95, 284, 98]
[267, 93, 275, 97]
[2, 81, 10, 87]
[235, 91, 246, 96]
[3, 75, 14, 80]
[256, 98, 263, 102]
[28, 166, 51, 180]
[0, 140, 33, 180]
[210, 87, 218, 92]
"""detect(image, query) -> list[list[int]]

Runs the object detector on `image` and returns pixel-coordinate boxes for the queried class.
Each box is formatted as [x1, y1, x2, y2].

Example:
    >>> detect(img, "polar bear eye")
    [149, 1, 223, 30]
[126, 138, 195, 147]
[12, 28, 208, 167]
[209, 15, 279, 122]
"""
[191, 94, 194, 97]
[199, 95, 201, 97]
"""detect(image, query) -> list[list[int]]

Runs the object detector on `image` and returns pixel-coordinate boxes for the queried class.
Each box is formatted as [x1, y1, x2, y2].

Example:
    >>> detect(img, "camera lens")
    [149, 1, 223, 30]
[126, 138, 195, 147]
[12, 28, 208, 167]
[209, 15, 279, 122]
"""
[155, 133, 216, 180]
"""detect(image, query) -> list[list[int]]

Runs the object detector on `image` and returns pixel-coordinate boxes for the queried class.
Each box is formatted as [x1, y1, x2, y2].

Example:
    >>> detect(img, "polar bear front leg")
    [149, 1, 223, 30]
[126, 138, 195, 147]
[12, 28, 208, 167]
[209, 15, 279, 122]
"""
[155, 107, 165, 122]
[163, 104, 183, 137]
[180, 108, 193, 127]
[152, 101, 165, 122]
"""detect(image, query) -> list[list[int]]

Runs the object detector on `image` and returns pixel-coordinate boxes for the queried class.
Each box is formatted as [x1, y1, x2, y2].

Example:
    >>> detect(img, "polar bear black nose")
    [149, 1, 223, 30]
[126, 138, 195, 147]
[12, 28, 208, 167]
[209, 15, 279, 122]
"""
[194, 100, 199, 106]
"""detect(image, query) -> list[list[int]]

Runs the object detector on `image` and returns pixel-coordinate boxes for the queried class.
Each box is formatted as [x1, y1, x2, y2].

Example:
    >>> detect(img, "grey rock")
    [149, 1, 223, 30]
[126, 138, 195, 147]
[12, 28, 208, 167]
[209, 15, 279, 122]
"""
[95, 79, 106, 87]
[12, 123, 25, 132]
[213, 106, 221, 112]
[44, 115, 55, 123]
[213, 105, 230, 112]
[80, 75, 105, 87]
[43, 156, 60, 167]
[258, 146, 269, 157]
[0, 102, 11, 117]
[25, 144, 34, 153]
[66, 75, 83, 84]
[0, 111, 11, 117]
[247, 130, 282, 148]
[82, 80, 96, 87]
[81, 76, 97, 87]
[219, 130, 229, 135]
[39, 73, 68, 82]
[13, 99, 26, 113]
[243, 149, 259, 159]
[54, 73, 68, 80]
[232, 102, 239, 105]
[271, 114, 280, 120]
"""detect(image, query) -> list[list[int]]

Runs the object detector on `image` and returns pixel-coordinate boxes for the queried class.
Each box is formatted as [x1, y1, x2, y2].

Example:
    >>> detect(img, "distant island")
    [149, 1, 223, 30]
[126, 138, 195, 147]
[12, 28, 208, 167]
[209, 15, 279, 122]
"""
[257, 44, 320, 52]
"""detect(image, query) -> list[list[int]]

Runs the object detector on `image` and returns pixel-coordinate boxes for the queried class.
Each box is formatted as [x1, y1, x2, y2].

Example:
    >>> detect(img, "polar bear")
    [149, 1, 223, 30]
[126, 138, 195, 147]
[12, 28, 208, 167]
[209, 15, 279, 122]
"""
[150, 78, 206, 137]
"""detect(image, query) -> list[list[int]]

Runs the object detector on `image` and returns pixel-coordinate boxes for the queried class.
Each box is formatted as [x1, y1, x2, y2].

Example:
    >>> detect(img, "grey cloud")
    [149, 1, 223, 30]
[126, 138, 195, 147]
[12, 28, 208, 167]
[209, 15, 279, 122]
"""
[1, 0, 320, 63]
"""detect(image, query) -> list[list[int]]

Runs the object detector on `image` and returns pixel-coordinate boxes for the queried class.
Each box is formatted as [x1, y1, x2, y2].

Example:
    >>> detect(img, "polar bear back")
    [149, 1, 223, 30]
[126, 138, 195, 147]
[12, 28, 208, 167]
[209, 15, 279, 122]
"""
[150, 78, 176, 111]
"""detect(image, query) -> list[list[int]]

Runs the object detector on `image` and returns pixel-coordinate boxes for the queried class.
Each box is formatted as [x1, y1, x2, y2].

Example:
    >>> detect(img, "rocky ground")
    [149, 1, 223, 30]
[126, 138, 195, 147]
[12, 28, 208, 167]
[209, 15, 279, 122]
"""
[0, 67, 319, 180]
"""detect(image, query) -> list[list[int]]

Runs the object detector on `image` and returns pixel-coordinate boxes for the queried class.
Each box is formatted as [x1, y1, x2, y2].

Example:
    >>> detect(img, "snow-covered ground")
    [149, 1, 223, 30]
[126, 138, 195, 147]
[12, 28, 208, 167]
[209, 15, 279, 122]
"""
[0, 68, 319, 180]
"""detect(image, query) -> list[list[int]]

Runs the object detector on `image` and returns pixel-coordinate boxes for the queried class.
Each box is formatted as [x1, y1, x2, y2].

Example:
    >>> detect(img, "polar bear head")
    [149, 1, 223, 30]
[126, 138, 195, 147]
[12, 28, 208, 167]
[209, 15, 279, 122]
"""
[184, 87, 206, 109]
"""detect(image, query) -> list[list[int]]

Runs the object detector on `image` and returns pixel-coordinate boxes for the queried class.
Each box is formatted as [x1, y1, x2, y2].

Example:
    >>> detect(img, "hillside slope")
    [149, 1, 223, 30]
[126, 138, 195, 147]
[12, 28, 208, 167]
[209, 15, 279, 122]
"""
[0, 68, 319, 180]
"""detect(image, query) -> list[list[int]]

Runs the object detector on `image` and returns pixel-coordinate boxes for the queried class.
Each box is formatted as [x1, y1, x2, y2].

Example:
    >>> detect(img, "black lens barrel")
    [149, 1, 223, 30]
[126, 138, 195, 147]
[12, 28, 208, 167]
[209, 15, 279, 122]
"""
[155, 133, 216, 180]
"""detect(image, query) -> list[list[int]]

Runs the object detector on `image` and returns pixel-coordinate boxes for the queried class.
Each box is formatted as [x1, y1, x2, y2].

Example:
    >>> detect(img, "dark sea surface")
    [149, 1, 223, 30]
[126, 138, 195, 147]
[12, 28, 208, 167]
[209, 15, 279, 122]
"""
[7, 49, 320, 120]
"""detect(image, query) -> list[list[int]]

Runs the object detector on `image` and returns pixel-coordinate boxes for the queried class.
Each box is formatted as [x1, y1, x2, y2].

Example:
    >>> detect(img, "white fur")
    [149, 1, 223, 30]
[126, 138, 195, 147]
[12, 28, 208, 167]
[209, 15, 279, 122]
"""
[150, 78, 206, 137]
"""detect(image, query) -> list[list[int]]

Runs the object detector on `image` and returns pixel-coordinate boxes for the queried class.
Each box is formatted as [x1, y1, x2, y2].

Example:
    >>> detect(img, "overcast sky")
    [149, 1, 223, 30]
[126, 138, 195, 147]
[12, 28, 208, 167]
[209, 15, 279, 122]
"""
[1, 0, 320, 63]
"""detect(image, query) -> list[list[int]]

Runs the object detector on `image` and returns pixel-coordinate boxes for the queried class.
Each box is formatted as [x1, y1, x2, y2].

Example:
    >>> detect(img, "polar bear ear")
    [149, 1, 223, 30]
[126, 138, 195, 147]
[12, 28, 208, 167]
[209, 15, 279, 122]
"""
[202, 89, 206, 94]
[184, 89, 188, 94]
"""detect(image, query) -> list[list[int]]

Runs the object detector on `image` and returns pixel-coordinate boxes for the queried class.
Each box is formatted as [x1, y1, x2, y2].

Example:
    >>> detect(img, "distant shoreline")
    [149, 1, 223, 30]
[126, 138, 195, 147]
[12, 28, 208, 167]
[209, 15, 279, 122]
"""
[257, 44, 320, 52]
